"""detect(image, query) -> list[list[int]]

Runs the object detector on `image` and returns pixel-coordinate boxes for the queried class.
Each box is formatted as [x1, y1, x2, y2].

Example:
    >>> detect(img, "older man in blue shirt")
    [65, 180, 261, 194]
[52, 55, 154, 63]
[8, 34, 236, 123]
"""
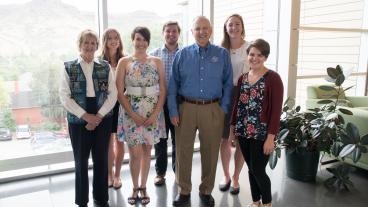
[168, 16, 233, 207]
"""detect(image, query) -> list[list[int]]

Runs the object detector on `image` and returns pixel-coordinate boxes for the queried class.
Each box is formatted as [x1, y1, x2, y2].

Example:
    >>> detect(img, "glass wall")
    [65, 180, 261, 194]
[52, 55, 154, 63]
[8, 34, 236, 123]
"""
[294, 0, 368, 107]
[0, 0, 97, 180]
[213, 0, 264, 44]
[0, 0, 200, 182]
[106, 0, 184, 54]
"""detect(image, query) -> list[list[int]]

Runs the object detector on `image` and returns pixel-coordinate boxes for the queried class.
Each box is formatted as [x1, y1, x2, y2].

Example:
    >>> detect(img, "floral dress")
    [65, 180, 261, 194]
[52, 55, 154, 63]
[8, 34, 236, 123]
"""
[117, 57, 166, 147]
[234, 72, 269, 140]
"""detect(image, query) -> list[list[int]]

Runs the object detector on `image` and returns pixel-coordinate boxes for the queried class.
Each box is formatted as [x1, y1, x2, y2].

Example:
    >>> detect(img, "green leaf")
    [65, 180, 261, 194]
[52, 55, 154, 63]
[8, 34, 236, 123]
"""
[318, 99, 334, 104]
[335, 74, 345, 86]
[361, 134, 368, 145]
[359, 145, 367, 153]
[278, 129, 289, 141]
[276, 148, 281, 158]
[339, 144, 356, 158]
[311, 129, 321, 139]
[326, 167, 337, 174]
[288, 117, 302, 127]
[324, 177, 337, 187]
[352, 147, 361, 163]
[338, 114, 345, 124]
[327, 67, 338, 79]
[295, 106, 301, 112]
[319, 85, 335, 91]
[338, 108, 353, 115]
[336, 65, 343, 75]
[331, 142, 341, 156]
[301, 140, 308, 148]
[343, 85, 354, 92]
[346, 123, 360, 143]
[344, 179, 354, 190]
[340, 132, 354, 144]
[268, 151, 278, 169]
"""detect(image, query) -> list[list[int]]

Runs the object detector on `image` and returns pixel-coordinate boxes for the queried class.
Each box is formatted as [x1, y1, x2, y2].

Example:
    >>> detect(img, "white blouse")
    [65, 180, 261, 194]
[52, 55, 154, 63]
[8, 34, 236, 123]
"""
[230, 41, 250, 86]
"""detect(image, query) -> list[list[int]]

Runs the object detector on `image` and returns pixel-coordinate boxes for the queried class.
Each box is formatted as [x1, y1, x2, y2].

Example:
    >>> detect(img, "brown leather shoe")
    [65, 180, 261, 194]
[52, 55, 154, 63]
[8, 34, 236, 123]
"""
[199, 193, 215, 206]
[173, 193, 190, 206]
[154, 175, 166, 186]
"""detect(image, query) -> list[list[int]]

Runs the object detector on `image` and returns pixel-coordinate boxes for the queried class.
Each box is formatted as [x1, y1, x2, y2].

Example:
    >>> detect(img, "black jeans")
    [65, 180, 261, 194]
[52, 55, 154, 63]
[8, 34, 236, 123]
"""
[68, 98, 112, 206]
[238, 138, 271, 204]
[154, 101, 176, 176]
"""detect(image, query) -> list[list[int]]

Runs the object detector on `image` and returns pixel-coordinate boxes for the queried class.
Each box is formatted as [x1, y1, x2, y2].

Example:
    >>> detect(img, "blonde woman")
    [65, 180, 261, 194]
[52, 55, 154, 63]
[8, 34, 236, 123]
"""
[60, 29, 117, 207]
[100, 28, 125, 190]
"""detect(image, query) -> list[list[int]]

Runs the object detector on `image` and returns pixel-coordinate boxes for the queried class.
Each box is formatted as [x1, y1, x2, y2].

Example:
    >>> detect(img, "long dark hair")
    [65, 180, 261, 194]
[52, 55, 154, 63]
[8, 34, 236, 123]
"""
[220, 14, 245, 51]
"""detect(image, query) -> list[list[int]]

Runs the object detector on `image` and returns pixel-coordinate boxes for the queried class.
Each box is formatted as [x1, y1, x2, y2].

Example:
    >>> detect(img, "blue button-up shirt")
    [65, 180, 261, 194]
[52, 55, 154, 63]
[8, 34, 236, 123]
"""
[150, 44, 180, 88]
[168, 43, 233, 117]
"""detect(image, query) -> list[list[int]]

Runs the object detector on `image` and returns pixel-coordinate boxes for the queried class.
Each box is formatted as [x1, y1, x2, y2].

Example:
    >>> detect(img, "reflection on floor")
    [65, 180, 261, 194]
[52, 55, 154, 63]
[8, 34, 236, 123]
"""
[0, 151, 368, 207]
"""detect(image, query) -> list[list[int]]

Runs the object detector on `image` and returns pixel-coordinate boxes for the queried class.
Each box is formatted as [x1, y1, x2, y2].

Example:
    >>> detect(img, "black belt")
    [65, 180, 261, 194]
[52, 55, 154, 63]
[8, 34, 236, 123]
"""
[182, 96, 219, 105]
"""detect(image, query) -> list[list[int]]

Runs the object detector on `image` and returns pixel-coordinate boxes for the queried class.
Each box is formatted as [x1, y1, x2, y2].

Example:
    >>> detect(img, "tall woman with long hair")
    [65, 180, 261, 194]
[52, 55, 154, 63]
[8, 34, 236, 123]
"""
[100, 28, 126, 190]
[219, 14, 249, 195]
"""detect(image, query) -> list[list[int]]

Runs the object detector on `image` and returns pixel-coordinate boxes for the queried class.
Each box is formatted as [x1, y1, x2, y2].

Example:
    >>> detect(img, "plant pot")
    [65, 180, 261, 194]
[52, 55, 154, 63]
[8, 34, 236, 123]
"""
[285, 149, 320, 182]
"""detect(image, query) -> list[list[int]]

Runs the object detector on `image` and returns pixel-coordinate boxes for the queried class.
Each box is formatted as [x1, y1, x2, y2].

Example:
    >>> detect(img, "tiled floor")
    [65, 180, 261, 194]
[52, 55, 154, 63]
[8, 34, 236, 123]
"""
[0, 151, 368, 207]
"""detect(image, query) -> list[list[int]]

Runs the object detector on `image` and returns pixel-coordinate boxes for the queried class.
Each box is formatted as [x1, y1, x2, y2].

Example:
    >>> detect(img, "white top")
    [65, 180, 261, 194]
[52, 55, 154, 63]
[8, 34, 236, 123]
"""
[230, 41, 250, 86]
[59, 56, 117, 118]
[111, 66, 117, 76]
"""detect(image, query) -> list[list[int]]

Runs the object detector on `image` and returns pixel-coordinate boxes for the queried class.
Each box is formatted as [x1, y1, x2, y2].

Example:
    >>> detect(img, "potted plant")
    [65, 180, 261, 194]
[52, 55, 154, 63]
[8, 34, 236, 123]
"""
[269, 65, 368, 188]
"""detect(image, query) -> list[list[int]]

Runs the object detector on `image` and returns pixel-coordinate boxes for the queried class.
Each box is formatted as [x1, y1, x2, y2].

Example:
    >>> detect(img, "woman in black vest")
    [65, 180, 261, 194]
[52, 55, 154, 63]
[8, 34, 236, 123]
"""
[59, 29, 117, 207]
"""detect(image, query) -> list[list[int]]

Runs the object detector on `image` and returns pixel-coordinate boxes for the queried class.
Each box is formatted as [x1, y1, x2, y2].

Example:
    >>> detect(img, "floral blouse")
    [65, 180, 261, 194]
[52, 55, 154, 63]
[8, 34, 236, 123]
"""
[234, 72, 269, 141]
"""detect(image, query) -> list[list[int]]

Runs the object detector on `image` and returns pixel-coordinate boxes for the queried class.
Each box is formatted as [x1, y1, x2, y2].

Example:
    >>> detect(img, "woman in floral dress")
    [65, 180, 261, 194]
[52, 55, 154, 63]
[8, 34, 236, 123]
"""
[116, 26, 166, 205]
[230, 39, 283, 207]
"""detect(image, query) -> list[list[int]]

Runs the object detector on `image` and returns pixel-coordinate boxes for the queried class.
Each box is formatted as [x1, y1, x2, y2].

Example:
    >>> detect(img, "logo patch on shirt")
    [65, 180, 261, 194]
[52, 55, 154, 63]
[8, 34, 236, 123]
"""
[211, 56, 219, 63]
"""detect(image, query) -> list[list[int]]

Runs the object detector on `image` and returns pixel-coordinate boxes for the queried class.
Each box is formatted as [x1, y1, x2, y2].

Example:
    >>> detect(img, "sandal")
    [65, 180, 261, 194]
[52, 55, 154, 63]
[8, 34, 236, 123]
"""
[154, 175, 166, 186]
[139, 187, 150, 205]
[113, 177, 122, 189]
[247, 201, 262, 207]
[128, 188, 140, 205]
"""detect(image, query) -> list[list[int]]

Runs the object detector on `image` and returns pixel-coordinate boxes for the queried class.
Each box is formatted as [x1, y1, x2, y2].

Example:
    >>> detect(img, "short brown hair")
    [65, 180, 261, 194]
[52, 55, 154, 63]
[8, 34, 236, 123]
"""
[131, 26, 151, 45]
[246, 38, 270, 58]
[77, 29, 99, 51]
[162, 21, 181, 33]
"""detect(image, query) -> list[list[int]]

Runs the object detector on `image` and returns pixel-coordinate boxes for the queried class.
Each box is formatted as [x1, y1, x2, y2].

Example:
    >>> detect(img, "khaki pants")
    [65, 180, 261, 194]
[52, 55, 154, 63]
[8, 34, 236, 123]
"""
[175, 102, 225, 195]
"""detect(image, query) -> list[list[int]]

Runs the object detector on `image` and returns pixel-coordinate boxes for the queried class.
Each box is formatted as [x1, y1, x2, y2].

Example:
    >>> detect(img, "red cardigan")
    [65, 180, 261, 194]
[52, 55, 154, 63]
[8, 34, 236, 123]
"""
[230, 70, 284, 136]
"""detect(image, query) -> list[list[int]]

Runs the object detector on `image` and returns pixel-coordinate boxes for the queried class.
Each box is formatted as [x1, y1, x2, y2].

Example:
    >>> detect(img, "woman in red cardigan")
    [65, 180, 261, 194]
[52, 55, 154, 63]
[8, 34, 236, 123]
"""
[230, 39, 283, 207]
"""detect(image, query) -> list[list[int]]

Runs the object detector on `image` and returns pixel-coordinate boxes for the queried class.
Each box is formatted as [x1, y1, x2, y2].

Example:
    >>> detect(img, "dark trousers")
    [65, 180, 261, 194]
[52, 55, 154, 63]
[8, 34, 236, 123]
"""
[154, 101, 176, 176]
[239, 138, 272, 204]
[68, 98, 112, 206]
